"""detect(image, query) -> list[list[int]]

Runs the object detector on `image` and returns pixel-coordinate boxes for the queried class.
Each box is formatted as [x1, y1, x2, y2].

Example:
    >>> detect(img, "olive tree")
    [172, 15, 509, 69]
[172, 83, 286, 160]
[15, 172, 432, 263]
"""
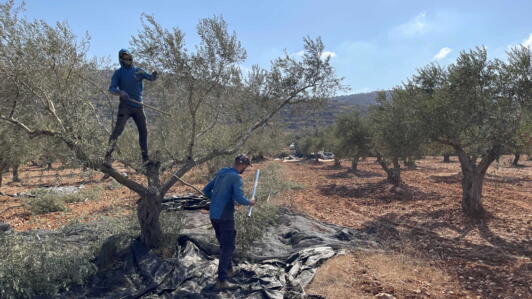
[0, 3, 342, 248]
[410, 46, 531, 217]
[333, 110, 372, 172]
[368, 90, 425, 186]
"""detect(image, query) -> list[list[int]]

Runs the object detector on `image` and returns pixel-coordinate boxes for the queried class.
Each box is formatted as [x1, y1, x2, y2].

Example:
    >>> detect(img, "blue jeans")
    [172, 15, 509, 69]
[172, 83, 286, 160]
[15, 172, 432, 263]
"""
[210, 218, 236, 281]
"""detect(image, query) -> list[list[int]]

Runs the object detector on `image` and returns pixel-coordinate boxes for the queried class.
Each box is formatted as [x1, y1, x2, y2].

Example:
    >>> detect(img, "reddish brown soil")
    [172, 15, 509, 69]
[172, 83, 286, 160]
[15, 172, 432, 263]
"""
[0, 163, 208, 230]
[280, 156, 531, 298]
[1, 157, 530, 298]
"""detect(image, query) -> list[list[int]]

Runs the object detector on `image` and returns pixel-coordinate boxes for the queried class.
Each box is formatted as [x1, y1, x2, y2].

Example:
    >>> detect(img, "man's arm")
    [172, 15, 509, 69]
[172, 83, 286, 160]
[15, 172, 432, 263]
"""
[202, 178, 215, 199]
[138, 68, 157, 81]
[231, 175, 251, 205]
[108, 70, 121, 95]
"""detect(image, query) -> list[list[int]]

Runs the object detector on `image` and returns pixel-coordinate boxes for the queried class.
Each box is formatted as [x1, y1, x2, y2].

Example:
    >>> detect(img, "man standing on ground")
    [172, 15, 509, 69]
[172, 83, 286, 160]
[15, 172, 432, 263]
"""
[105, 49, 157, 165]
[202, 154, 256, 290]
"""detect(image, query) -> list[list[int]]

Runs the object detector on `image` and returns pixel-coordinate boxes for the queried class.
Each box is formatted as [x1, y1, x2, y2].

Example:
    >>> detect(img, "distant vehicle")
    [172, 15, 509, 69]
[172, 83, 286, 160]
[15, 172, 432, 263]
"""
[318, 151, 335, 159]
[289, 143, 296, 150]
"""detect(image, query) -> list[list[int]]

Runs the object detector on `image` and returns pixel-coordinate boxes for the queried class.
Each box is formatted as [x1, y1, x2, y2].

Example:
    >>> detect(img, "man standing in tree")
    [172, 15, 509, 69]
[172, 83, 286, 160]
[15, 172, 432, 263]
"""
[202, 154, 256, 290]
[105, 49, 157, 164]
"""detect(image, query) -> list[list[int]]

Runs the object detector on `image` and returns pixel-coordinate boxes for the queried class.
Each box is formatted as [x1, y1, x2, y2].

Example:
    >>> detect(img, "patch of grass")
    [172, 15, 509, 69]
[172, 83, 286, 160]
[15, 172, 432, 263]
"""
[235, 163, 300, 253]
[24, 186, 102, 214]
[0, 233, 97, 298]
[0, 213, 140, 298]
[25, 196, 66, 214]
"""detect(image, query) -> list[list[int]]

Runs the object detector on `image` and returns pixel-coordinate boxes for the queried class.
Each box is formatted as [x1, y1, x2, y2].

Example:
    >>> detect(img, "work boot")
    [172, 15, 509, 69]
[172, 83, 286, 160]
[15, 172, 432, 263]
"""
[215, 280, 238, 290]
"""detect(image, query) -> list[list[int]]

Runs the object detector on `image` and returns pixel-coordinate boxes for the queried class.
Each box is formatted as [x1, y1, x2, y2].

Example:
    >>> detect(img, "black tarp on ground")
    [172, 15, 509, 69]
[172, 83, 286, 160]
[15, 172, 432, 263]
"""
[59, 196, 377, 298]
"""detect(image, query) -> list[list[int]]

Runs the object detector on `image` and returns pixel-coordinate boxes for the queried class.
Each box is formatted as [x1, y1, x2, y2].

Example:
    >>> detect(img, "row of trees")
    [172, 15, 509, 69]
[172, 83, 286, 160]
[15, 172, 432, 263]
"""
[298, 46, 531, 218]
[0, 1, 342, 248]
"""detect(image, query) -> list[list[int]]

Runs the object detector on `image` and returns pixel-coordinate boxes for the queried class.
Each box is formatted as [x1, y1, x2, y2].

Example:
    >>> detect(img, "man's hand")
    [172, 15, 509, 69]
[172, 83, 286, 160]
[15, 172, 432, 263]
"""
[249, 198, 256, 206]
[118, 90, 129, 102]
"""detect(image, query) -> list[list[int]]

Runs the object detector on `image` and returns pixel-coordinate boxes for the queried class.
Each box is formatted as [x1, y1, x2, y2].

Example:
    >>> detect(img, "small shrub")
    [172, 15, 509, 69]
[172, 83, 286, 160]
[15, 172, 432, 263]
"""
[25, 196, 66, 214]
[235, 163, 300, 253]
[0, 233, 96, 298]
[0, 214, 140, 298]
[61, 186, 102, 203]
[24, 186, 102, 214]
[235, 200, 279, 253]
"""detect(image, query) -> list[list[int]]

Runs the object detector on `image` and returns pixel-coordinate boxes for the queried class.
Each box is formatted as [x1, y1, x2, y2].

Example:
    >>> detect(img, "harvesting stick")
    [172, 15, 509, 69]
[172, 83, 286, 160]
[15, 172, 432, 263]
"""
[247, 169, 260, 217]
[125, 98, 172, 116]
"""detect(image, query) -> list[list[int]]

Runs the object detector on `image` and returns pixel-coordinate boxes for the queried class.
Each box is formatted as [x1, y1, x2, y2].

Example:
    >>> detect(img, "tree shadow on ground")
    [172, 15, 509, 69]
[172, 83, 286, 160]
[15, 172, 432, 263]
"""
[20, 180, 101, 188]
[429, 173, 461, 184]
[324, 169, 382, 179]
[318, 180, 442, 203]
[484, 173, 530, 184]
[360, 209, 531, 297]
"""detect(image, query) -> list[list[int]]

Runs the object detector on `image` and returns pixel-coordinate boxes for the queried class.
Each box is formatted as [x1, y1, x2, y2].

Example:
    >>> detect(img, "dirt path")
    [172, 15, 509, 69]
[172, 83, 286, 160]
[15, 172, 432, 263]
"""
[278, 157, 531, 298]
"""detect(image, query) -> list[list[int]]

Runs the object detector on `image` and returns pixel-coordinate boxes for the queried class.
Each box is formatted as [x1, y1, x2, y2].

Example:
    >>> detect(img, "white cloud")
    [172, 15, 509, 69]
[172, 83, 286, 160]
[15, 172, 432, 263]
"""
[392, 12, 429, 38]
[294, 50, 305, 57]
[506, 33, 532, 51]
[320, 51, 336, 59]
[433, 47, 452, 60]
[522, 33, 532, 48]
[292, 50, 336, 59]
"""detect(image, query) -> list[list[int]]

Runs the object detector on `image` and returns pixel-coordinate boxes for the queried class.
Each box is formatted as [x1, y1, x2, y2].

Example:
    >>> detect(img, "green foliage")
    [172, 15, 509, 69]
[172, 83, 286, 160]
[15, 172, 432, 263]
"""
[410, 46, 530, 158]
[0, 214, 140, 298]
[235, 163, 302, 252]
[0, 233, 96, 298]
[24, 186, 103, 214]
[333, 109, 372, 160]
[25, 196, 66, 214]
[369, 89, 425, 162]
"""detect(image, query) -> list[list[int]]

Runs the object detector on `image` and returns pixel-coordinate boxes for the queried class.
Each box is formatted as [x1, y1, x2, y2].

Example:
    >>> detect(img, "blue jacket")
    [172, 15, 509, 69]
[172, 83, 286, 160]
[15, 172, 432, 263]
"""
[108, 64, 157, 107]
[203, 167, 251, 220]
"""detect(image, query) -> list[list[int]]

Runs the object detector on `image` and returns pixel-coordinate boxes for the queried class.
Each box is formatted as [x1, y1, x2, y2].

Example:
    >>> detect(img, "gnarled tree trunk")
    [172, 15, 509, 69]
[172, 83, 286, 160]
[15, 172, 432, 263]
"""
[12, 165, 20, 183]
[138, 161, 163, 249]
[512, 152, 520, 167]
[376, 153, 401, 186]
[456, 148, 498, 218]
[333, 157, 341, 167]
[138, 192, 163, 249]
[0, 164, 5, 189]
[351, 156, 359, 172]
[404, 157, 416, 168]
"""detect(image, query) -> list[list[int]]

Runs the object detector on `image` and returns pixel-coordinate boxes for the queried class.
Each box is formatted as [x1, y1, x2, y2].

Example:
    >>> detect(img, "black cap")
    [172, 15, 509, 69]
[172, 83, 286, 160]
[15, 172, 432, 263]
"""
[235, 154, 252, 166]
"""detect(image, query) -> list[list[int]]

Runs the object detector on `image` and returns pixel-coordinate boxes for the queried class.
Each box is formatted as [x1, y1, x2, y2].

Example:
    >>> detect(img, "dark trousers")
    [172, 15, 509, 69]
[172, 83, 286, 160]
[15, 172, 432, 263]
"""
[210, 218, 236, 282]
[108, 104, 149, 161]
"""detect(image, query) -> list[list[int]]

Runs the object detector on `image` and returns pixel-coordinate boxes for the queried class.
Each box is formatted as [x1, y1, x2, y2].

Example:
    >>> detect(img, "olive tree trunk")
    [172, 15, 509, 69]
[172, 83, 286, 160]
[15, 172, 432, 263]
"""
[512, 152, 520, 167]
[351, 156, 359, 172]
[138, 192, 163, 248]
[456, 148, 498, 218]
[376, 153, 401, 186]
[333, 157, 341, 167]
[12, 165, 20, 182]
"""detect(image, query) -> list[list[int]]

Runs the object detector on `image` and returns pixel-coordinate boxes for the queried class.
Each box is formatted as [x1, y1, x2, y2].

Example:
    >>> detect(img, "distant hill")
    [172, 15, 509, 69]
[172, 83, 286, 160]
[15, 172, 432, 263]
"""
[280, 91, 386, 130]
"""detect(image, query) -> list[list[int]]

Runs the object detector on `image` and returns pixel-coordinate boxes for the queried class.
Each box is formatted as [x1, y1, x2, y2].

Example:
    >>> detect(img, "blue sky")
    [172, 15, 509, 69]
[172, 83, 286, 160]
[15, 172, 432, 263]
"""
[19, 0, 532, 95]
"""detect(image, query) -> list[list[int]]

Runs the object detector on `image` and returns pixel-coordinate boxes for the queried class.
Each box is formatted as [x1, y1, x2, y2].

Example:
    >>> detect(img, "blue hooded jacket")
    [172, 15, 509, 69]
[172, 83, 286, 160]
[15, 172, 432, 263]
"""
[108, 62, 157, 108]
[203, 167, 251, 220]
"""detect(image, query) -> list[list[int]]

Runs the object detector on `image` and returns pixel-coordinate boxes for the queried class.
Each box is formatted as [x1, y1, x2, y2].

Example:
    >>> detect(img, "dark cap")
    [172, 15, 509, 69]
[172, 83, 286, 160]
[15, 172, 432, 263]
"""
[235, 154, 252, 166]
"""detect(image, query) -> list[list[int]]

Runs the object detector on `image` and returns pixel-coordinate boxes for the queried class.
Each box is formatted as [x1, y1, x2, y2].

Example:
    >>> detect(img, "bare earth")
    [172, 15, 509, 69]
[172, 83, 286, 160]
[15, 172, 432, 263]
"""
[1, 157, 530, 298]
[280, 157, 531, 298]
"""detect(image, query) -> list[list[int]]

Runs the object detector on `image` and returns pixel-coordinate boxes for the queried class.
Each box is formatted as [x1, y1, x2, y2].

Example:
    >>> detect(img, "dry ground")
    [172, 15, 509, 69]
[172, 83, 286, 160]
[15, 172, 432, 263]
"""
[0, 162, 209, 230]
[1, 157, 530, 298]
[279, 156, 531, 298]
